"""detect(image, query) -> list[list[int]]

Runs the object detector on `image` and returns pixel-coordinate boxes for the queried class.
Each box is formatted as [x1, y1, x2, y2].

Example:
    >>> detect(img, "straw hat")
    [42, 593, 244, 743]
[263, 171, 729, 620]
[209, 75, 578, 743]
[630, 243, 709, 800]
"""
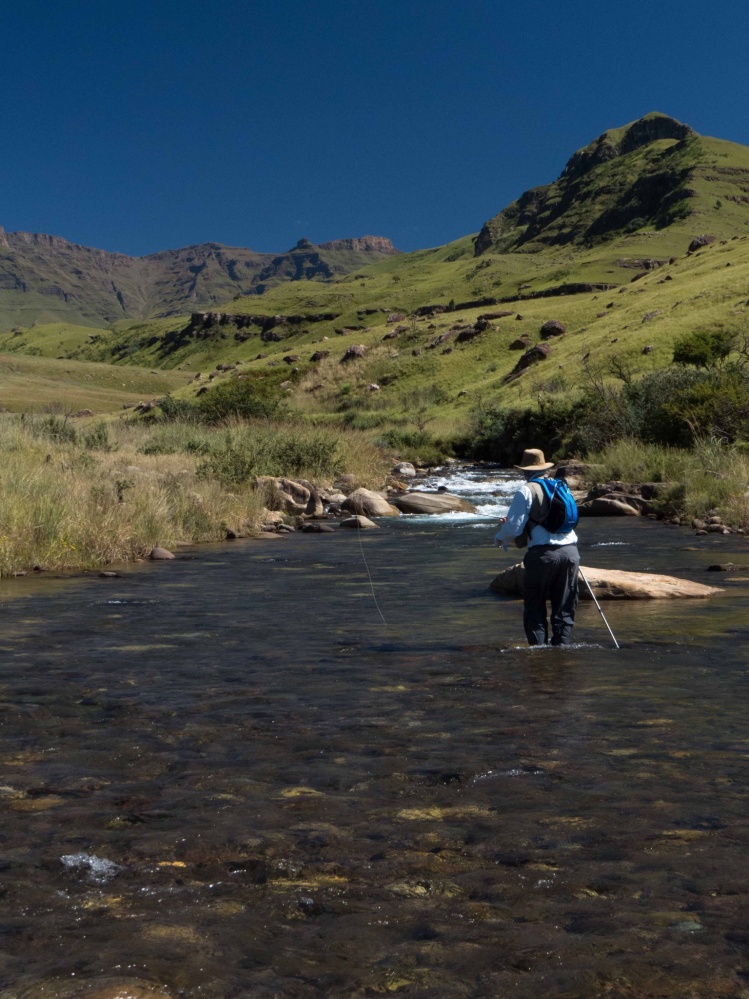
[513, 448, 554, 472]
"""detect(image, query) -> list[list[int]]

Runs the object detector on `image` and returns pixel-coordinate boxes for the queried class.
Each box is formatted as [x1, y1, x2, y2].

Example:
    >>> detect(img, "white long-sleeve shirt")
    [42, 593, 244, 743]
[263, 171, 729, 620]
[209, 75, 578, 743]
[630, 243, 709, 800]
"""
[496, 482, 578, 552]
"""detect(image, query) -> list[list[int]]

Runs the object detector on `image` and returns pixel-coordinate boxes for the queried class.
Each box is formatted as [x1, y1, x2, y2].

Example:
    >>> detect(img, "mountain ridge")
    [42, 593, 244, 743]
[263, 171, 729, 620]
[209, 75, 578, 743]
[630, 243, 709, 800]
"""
[0, 229, 399, 328]
[474, 113, 749, 255]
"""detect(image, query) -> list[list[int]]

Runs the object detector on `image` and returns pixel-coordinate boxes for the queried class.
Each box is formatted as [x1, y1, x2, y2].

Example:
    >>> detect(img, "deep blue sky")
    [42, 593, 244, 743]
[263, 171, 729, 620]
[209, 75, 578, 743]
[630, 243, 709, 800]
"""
[1, 0, 747, 257]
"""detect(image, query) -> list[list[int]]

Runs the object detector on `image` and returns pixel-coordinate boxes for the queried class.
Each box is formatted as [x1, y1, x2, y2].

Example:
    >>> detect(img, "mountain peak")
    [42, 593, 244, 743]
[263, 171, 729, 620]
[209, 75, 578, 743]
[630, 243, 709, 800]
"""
[561, 112, 696, 181]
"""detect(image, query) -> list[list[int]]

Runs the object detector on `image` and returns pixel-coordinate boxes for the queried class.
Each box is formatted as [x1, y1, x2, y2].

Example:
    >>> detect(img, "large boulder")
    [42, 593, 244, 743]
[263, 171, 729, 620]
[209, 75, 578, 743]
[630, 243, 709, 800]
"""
[505, 343, 553, 380]
[392, 461, 417, 479]
[341, 488, 400, 517]
[509, 335, 532, 350]
[688, 234, 716, 253]
[490, 564, 723, 600]
[256, 476, 312, 515]
[390, 492, 477, 515]
[555, 460, 595, 490]
[340, 344, 367, 362]
[540, 319, 567, 339]
[578, 495, 642, 516]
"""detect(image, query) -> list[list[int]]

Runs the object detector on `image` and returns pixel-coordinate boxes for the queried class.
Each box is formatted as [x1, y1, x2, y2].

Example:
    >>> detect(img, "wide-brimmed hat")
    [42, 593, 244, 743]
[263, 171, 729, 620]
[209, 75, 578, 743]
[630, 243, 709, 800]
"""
[514, 448, 554, 472]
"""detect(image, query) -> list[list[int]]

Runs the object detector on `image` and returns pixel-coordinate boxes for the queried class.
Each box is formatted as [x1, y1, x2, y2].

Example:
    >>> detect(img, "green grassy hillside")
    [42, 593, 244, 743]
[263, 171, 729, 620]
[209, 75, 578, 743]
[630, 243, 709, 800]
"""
[1, 113, 748, 437]
[0, 354, 193, 413]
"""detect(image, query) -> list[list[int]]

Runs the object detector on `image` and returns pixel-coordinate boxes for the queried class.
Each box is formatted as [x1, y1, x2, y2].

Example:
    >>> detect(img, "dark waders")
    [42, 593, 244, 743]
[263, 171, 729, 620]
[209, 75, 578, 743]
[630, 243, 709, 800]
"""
[522, 542, 580, 646]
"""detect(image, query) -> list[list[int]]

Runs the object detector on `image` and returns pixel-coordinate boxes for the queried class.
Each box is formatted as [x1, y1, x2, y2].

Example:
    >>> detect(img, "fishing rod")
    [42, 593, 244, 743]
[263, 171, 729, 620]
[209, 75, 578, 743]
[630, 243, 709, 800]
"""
[579, 568, 619, 649]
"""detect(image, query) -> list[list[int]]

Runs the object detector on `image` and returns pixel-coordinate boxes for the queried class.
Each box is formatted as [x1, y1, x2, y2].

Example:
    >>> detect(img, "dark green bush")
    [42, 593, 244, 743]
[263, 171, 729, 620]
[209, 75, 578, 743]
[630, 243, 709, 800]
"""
[459, 399, 579, 463]
[673, 329, 735, 368]
[196, 379, 285, 422]
[158, 395, 198, 421]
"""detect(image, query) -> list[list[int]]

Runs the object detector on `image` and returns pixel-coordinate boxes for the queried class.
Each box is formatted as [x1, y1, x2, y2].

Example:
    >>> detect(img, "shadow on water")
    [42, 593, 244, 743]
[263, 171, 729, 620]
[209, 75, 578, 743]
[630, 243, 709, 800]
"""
[2, 476, 749, 997]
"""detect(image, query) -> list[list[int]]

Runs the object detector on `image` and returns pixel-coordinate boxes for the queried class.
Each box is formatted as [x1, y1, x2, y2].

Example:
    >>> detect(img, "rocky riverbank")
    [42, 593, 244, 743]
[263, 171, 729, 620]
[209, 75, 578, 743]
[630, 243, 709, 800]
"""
[252, 460, 478, 536]
[556, 460, 745, 537]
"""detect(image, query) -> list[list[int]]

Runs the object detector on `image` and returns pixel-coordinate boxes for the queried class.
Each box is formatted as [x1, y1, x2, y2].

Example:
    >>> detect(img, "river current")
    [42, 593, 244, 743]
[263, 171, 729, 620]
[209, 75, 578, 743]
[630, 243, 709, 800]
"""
[2, 466, 749, 998]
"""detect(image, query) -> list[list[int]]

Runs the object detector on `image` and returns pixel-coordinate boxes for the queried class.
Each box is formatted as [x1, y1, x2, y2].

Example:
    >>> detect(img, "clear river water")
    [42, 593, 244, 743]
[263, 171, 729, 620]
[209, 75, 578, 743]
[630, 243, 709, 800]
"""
[2, 466, 749, 999]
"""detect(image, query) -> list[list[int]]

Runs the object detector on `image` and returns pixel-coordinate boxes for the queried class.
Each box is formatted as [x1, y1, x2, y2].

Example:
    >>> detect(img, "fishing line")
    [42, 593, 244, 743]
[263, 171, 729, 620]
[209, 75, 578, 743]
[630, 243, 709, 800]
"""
[356, 522, 388, 626]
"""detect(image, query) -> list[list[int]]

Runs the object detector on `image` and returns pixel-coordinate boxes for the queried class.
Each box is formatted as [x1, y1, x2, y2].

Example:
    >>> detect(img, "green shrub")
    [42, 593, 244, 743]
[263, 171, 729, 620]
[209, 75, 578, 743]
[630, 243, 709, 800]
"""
[196, 379, 285, 423]
[673, 329, 735, 368]
[83, 421, 117, 452]
[377, 427, 450, 466]
[460, 399, 579, 463]
[197, 426, 343, 486]
[158, 395, 199, 421]
[33, 415, 78, 445]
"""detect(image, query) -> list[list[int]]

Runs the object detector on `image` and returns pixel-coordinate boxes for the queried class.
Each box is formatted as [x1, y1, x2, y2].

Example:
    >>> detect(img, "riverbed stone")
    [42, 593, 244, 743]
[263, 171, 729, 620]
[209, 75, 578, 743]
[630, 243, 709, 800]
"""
[149, 547, 175, 560]
[0, 980, 174, 999]
[341, 488, 400, 517]
[391, 461, 417, 478]
[578, 496, 642, 516]
[390, 492, 477, 515]
[490, 563, 723, 599]
[340, 515, 379, 529]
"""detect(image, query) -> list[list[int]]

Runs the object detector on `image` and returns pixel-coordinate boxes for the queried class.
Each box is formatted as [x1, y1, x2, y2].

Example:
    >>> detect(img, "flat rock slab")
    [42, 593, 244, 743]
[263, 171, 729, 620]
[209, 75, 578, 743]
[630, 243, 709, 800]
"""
[490, 563, 723, 600]
[391, 492, 477, 515]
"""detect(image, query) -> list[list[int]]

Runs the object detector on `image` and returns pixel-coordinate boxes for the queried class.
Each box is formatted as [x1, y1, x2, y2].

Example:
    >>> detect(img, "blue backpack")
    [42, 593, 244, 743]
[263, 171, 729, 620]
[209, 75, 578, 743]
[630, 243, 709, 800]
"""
[529, 476, 579, 534]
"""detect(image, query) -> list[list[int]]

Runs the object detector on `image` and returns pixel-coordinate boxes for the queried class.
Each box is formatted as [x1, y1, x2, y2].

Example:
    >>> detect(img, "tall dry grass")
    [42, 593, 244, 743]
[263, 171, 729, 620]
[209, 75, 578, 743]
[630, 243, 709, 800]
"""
[0, 414, 389, 576]
[588, 437, 749, 528]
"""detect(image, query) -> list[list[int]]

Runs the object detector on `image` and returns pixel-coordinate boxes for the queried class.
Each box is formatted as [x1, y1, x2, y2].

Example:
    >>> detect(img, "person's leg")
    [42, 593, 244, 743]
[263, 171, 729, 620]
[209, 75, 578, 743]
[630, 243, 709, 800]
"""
[549, 545, 580, 646]
[523, 546, 551, 645]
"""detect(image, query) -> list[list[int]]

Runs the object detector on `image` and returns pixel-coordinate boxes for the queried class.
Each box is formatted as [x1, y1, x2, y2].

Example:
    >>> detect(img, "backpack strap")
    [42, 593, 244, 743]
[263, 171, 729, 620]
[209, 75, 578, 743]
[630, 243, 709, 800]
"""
[513, 480, 548, 547]
[526, 479, 550, 526]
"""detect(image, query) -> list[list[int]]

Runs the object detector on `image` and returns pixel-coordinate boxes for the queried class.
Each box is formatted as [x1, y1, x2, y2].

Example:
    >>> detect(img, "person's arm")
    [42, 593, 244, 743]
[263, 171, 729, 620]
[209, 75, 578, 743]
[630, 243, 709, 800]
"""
[495, 485, 532, 551]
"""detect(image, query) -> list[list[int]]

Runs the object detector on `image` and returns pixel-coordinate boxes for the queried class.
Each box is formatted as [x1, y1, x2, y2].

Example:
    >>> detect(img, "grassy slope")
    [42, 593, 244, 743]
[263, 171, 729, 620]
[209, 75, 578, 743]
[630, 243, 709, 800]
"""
[0, 354, 193, 413]
[1, 127, 747, 432]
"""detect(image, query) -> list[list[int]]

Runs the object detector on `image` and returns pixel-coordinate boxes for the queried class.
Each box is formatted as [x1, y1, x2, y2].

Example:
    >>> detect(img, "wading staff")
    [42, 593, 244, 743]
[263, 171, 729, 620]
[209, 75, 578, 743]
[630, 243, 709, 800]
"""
[579, 568, 620, 649]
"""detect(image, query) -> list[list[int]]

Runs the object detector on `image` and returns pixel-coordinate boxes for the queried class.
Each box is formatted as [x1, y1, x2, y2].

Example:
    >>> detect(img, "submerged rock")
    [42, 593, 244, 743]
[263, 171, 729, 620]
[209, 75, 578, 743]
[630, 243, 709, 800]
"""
[390, 492, 477, 515]
[490, 563, 723, 600]
[340, 515, 379, 529]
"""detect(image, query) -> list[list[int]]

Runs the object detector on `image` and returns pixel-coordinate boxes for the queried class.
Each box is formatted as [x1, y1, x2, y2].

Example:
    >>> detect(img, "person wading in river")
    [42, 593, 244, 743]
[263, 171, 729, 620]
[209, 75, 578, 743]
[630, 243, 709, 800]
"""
[495, 448, 580, 646]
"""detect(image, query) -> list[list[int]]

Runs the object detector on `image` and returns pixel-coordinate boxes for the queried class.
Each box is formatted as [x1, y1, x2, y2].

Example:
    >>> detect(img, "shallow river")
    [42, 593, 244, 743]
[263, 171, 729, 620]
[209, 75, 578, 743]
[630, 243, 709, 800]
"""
[2, 466, 749, 998]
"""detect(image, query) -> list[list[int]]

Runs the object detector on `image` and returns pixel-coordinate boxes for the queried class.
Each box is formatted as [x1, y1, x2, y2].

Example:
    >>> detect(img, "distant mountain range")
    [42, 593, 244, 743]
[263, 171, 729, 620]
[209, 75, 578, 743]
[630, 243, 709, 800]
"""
[0, 231, 399, 328]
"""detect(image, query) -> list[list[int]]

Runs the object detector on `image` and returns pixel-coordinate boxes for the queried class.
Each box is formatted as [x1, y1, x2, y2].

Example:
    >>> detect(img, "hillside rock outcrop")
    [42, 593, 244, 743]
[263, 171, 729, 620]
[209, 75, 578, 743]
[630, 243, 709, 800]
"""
[474, 113, 700, 256]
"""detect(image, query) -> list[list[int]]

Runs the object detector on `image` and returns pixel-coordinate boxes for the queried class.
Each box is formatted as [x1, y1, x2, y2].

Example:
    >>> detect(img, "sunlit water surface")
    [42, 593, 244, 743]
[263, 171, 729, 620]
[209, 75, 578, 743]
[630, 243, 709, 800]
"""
[2, 466, 749, 998]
